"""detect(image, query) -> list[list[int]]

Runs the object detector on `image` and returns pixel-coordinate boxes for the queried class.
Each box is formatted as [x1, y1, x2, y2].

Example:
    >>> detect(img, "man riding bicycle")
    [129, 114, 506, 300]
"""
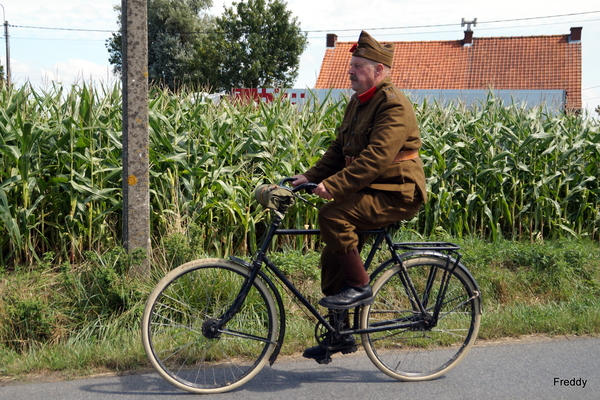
[292, 31, 427, 362]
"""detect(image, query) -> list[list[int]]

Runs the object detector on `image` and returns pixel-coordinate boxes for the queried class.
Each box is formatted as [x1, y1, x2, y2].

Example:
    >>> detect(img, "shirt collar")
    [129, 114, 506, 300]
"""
[357, 86, 377, 103]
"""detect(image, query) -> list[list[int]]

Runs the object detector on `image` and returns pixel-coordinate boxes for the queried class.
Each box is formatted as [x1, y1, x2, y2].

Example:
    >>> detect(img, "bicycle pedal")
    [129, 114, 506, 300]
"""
[341, 345, 358, 355]
[316, 356, 332, 365]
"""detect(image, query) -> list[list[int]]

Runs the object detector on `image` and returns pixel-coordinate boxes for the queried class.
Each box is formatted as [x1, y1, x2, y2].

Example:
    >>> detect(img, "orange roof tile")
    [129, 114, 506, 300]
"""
[315, 31, 582, 110]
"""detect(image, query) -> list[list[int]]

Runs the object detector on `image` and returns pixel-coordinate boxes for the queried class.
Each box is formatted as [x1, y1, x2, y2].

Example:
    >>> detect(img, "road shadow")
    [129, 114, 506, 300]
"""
[78, 354, 418, 396]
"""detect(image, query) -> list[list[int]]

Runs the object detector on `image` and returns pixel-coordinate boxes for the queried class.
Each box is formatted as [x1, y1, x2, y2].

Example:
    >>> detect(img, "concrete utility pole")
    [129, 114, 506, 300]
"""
[3, 20, 9, 86]
[0, 4, 10, 86]
[121, 0, 150, 278]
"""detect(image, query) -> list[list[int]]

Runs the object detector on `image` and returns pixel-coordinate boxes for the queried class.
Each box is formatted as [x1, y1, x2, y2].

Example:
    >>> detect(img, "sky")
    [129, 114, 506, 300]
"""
[1, 0, 599, 114]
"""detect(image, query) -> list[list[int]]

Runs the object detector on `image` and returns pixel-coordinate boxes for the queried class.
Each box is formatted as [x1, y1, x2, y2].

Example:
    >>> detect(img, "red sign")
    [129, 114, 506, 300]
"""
[232, 88, 307, 105]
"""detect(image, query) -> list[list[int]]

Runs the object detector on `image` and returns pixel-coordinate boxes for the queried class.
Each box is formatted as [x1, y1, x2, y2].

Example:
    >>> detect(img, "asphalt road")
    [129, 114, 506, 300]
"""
[1, 336, 598, 400]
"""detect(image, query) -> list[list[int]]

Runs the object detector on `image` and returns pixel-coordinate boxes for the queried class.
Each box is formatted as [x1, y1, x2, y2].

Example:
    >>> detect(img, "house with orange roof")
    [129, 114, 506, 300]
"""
[315, 26, 582, 112]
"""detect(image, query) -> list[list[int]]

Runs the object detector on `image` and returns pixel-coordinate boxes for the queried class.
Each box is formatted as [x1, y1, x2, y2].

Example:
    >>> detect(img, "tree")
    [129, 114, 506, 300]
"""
[202, 0, 307, 91]
[107, 0, 307, 91]
[106, 0, 215, 90]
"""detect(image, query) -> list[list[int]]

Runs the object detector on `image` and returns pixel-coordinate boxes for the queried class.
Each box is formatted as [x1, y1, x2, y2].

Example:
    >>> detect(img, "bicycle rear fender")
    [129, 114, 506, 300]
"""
[229, 256, 286, 366]
[369, 250, 482, 313]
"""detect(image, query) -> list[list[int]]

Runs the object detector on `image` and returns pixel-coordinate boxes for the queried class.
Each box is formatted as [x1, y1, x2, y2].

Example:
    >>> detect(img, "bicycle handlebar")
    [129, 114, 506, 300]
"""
[278, 177, 318, 194]
[292, 182, 317, 193]
[278, 177, 297, 186]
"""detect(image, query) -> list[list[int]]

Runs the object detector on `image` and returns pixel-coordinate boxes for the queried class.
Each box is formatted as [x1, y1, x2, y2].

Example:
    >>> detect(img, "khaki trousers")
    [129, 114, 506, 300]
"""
[319, 188, 422, 295]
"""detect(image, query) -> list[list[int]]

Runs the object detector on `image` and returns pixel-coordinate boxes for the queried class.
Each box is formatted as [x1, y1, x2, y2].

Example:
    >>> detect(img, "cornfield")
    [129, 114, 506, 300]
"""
[418, 96, 600, 242]
[0, 83, 598, 267]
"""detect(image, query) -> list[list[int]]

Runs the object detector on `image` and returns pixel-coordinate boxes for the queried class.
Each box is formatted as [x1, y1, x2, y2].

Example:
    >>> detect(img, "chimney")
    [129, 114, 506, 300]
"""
[569, 27, 582, 43]
[463, 31, 474, 46]
[326, 33, 338, 48]
[461, 18, 477, 47]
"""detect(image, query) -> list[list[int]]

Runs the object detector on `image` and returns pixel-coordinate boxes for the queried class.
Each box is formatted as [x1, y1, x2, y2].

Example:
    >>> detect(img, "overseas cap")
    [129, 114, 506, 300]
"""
[350, 31, 395, 68]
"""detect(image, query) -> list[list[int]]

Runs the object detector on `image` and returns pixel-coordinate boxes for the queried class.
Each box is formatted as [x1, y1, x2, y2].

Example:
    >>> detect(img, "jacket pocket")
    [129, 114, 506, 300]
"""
[395, 183, 416, 202]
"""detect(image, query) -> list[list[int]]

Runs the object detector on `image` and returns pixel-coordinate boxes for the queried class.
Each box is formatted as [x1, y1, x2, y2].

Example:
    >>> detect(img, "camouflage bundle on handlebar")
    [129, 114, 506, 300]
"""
[254, 184, 295, 213]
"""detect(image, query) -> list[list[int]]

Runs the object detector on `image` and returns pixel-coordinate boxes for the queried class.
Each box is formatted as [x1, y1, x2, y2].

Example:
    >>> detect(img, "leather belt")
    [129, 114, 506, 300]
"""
[345, 149, 419, 167]
[393, 149, 419, 162]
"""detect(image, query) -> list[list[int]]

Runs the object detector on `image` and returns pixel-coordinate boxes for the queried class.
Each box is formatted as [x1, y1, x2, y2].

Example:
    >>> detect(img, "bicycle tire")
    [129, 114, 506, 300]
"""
[142, 258, 279, 394]
[361, 255, 481, 381]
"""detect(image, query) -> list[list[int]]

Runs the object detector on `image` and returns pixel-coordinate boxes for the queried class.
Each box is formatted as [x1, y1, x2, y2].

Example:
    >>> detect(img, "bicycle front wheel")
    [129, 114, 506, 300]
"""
[361, 255, 481, 381]
[142, 258, 279, 394]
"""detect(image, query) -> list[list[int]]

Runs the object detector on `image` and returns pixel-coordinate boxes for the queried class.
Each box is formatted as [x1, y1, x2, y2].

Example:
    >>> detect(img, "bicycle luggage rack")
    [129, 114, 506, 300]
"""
[393, 242, 461, 252]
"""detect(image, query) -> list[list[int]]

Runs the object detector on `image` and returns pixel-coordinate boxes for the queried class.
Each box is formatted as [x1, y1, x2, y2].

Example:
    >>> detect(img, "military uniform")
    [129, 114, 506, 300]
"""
[304, 76, 426, 294]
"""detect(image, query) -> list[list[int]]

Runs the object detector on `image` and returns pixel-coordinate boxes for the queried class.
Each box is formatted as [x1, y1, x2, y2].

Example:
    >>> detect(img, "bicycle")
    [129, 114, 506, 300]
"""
[142, 178, 482, 394]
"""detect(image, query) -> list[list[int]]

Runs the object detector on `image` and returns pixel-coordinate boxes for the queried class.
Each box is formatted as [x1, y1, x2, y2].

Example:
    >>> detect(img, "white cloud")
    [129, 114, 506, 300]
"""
[38, 59, 114, 86]
[4, 0, 117, 28]
[0, 0, 117, 87]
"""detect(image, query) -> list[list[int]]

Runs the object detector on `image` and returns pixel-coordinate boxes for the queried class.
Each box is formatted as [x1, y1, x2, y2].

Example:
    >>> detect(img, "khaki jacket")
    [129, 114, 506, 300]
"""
[304, 77, 427, 204]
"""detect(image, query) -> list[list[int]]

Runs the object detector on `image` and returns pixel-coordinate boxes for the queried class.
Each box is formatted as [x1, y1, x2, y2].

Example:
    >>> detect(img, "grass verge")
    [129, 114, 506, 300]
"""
[0, 236, 599, 380]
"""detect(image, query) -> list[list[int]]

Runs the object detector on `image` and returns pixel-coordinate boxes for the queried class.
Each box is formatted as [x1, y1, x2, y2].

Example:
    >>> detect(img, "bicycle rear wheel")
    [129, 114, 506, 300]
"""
[142, 258, 279, 394]
[361, 255, 481, 381]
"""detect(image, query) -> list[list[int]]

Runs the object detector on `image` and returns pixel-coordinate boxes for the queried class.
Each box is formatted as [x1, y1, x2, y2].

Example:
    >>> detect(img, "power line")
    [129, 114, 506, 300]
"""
[11, 17, 599, 53]
[10, 24, 115, 33]
[481, 10, 600, 25]
[313, 19, 600, 41]
[8, 9, 600, 35]
[12, 36, 108, 42]
[303, 10, 600, 33]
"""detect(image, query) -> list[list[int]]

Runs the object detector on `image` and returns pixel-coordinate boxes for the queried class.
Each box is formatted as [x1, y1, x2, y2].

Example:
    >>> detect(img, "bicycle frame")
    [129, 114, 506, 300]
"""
[223, 206, 468, 339]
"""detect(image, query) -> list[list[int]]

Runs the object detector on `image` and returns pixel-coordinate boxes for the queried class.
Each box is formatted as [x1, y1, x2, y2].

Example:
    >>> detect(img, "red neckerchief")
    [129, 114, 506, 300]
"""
[358, 86, 377, 103]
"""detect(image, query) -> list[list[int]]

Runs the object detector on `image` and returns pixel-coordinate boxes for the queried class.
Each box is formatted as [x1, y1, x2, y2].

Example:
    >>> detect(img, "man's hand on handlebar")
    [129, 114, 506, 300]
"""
[313, 183, 333, 200]
[290, 174, 308, 187]
[290, 175, 332, 200]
